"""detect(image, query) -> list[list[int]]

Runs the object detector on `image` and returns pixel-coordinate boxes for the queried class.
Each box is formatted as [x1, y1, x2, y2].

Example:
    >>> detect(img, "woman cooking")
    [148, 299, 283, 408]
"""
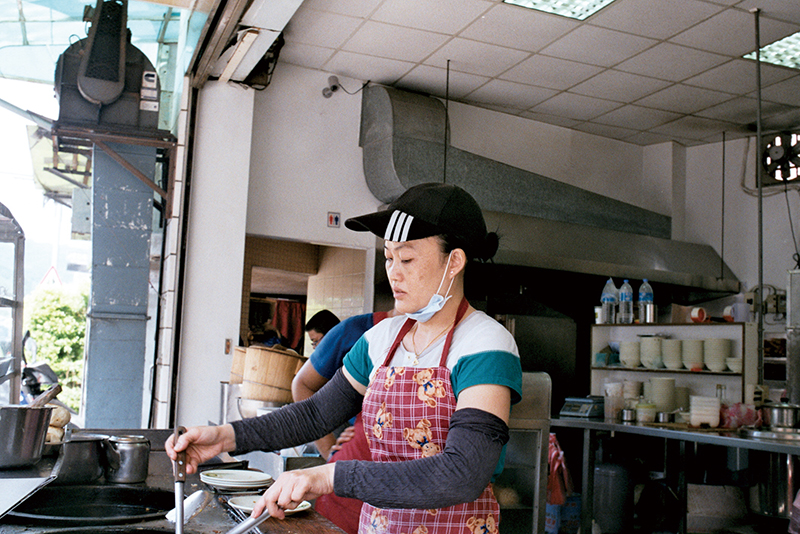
[166, 182, 523, 534]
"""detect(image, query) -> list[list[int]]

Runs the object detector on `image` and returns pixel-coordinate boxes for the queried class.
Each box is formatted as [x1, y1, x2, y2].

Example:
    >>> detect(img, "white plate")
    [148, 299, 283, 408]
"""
[201, 469, 273, 490]
[228, 495, 260, 513]
[285, 501, 312, 515]
[227, 496, 311, 515]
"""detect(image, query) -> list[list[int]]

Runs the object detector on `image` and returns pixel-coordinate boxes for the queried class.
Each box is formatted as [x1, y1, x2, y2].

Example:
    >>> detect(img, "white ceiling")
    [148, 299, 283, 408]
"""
[274, 0, 800, 146]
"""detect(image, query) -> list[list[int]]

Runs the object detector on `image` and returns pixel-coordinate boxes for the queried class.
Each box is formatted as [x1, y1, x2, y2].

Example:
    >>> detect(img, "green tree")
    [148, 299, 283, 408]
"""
[24, 283, 88, 411]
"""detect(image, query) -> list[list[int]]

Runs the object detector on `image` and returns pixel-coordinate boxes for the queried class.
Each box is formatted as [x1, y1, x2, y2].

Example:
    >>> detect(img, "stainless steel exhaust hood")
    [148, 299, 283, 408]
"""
[359, 85, 740, 294]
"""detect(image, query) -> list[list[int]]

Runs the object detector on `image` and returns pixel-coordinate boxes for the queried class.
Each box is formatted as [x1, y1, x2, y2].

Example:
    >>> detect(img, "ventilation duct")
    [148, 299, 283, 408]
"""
[359, 85, 739, 294]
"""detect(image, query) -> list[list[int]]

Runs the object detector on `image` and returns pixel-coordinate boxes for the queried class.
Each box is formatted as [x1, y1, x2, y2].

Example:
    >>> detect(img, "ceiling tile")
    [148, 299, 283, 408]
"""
[540, 25, 658, 68]
[615, 43, 729, 82]
[425, 37, 530, 77]
[592, 105, 682, 130]
[459, 3, 579, 52]
[284, 8, 363, 48]
[756, 74, 800, 106]
[464, 79, 558, 109]
[532, 92, 622, 121]
[395, 64, 490, 99]
[572, 122, 639, 140]
[736, 0, 800, 25]
[323, 50, 415, 85]
[299, 0, 383, 18]
[670, 7, 799, 57]
[519, 110, 583, 128]
[623, 131, 679, 146]
[500, 55, 603, 90]
[471, 102, 526, 115]
[570, 70, 671, 102]
[650, 115, 738, 140]
[683, 58, 797, 94]
[279, 43, 336, 70]
[635, 84, 734, 113]
[371, 0, 491, 34]
[589, 0, 724, 39]
[341, 21, 450, 63]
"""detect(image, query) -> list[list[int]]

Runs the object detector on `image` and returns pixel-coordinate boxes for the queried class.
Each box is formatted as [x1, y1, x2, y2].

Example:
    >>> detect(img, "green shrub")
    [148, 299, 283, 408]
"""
[24, 283, 88, 412]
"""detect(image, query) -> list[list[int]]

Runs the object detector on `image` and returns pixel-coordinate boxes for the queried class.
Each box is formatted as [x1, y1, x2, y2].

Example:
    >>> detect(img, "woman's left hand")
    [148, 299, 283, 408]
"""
[252, 463, 336, 520]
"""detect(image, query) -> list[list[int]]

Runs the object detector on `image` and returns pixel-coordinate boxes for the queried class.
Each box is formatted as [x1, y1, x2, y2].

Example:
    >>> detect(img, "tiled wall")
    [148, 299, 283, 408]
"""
[305, 246, 367, 355]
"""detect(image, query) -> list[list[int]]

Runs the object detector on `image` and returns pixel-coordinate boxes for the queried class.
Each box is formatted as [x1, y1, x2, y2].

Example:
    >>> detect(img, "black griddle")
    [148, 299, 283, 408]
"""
[7, 485, 174, 525]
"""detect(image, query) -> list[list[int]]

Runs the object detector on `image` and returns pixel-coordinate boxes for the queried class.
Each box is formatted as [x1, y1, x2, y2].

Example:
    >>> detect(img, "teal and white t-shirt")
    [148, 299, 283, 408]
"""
[343, 310, 523, 404]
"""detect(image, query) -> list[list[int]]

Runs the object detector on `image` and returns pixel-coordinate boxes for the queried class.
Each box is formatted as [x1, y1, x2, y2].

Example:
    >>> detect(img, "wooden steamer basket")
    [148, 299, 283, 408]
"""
[242, 345, 306, 404]
[230, 346, 246, 384]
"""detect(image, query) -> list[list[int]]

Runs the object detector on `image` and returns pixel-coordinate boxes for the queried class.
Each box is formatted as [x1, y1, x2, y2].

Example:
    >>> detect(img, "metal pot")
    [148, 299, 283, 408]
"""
[0, 404, 53, 468]
[749, 451, 799, 519]
[104, 435, 150, 483]
[761, 402, 800, 429]
[52, 434, 105, 484]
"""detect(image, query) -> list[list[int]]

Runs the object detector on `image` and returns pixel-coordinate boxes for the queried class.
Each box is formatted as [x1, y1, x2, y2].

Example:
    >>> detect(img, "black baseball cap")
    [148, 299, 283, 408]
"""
[345, 183, 498, 260]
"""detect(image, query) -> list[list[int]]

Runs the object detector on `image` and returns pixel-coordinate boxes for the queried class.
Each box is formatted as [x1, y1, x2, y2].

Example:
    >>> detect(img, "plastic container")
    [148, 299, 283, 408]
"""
[618, 280, 634, 324]
[638, 279, 654, 323]
[636, 402, 657, 423]
[600, 278, 618, 324]
[594, 463, 634, 534]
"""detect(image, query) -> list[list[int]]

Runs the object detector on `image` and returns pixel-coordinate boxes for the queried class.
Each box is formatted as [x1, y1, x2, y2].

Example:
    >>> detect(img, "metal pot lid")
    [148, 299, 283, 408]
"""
[741, 426, 800, 441]
[107, 435, 149, 443]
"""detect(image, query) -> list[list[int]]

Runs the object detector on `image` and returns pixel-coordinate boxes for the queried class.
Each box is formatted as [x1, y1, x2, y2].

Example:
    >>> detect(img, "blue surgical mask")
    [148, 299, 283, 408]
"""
[406, 252, 454, 323]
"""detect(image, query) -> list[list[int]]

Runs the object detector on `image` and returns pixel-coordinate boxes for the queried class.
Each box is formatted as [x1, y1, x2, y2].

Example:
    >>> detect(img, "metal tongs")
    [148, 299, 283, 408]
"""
[172, 426, 187, 534]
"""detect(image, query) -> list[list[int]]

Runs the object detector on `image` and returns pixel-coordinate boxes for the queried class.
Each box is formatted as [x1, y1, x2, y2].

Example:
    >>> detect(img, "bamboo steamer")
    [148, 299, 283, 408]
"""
[242, 346, 306, 404]
[230, 346, 246, 384]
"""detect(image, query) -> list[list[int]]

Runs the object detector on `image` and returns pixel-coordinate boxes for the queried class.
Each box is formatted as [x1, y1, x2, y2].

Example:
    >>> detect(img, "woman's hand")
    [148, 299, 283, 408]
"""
[164, 425, 237, 475]
[252, 463, 336, 520]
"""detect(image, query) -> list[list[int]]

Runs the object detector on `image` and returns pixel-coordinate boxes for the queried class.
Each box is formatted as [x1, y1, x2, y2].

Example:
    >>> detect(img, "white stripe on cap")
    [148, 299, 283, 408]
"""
[384, 210, 414, 241]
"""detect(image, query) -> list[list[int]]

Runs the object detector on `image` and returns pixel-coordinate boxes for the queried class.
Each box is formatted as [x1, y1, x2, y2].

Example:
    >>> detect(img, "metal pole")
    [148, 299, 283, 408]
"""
[753, 8, 765, 385]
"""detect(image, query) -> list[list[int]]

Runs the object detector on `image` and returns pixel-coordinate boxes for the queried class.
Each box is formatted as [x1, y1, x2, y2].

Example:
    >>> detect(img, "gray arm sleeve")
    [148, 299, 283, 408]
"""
[230, 369, 363, 455]
[333, 407, 509, 509]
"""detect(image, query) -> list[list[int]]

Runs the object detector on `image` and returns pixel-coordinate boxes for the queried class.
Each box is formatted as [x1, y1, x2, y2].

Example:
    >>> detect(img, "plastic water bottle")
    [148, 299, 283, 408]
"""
[600, 278, 618, 324]
[638, 279, 654, 323]
[619, 280, 634, 324]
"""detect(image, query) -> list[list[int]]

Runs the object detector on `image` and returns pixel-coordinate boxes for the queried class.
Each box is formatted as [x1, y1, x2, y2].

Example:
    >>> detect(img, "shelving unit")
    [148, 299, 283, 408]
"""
[589, 323, 758, 403]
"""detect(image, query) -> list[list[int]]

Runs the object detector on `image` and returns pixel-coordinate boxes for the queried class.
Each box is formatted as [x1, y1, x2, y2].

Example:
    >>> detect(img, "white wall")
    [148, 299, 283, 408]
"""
[686, 137, 800, 293]
[246, 64, 380, 251]
[177, 82, 254, 426]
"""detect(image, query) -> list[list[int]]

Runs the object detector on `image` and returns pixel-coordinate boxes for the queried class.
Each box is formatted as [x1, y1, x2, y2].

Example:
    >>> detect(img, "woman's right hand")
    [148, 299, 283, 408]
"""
[164, 424, 237, 475]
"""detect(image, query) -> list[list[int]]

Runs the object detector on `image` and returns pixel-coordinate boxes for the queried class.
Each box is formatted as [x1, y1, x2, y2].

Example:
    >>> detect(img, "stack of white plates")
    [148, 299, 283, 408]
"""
[200, 469, 273, 491]
[689, 395, 720, 428]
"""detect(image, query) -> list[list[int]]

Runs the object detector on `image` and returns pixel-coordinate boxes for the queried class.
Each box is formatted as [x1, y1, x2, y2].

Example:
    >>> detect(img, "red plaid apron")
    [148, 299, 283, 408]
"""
[359, 298, 500, 534]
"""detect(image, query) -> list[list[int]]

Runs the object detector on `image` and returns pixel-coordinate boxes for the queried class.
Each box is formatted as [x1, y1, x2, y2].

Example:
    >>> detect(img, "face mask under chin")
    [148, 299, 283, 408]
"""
[405, 252, 454, 323]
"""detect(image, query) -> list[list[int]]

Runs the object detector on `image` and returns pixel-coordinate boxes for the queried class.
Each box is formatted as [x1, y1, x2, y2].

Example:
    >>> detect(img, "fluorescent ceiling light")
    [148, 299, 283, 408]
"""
[744, 31, 800, 70]
[503, 0, 617, 20]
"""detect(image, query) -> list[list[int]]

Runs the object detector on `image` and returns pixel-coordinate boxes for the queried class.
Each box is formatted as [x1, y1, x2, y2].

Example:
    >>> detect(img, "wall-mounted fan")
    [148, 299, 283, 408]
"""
[761, 132, 800, 185]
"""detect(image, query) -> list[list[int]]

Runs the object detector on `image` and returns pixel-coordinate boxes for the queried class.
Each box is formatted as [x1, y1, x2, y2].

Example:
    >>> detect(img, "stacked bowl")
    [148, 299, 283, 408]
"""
[690, 395, 720, 428]
[704, 338, 732, 372]
[682, 339, 704, 370]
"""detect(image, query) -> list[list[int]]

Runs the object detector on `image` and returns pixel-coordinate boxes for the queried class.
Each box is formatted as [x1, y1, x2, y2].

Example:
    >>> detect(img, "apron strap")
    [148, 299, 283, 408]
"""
[384, 297, 470, 368]
[384, 318, 417, 366]
[439, 297, 469, 367]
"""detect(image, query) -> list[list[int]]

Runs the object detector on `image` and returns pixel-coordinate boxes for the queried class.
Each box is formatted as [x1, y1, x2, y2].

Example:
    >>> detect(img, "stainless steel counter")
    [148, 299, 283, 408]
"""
[551, 416, 800, 534]
[0, 429, 343, 534]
